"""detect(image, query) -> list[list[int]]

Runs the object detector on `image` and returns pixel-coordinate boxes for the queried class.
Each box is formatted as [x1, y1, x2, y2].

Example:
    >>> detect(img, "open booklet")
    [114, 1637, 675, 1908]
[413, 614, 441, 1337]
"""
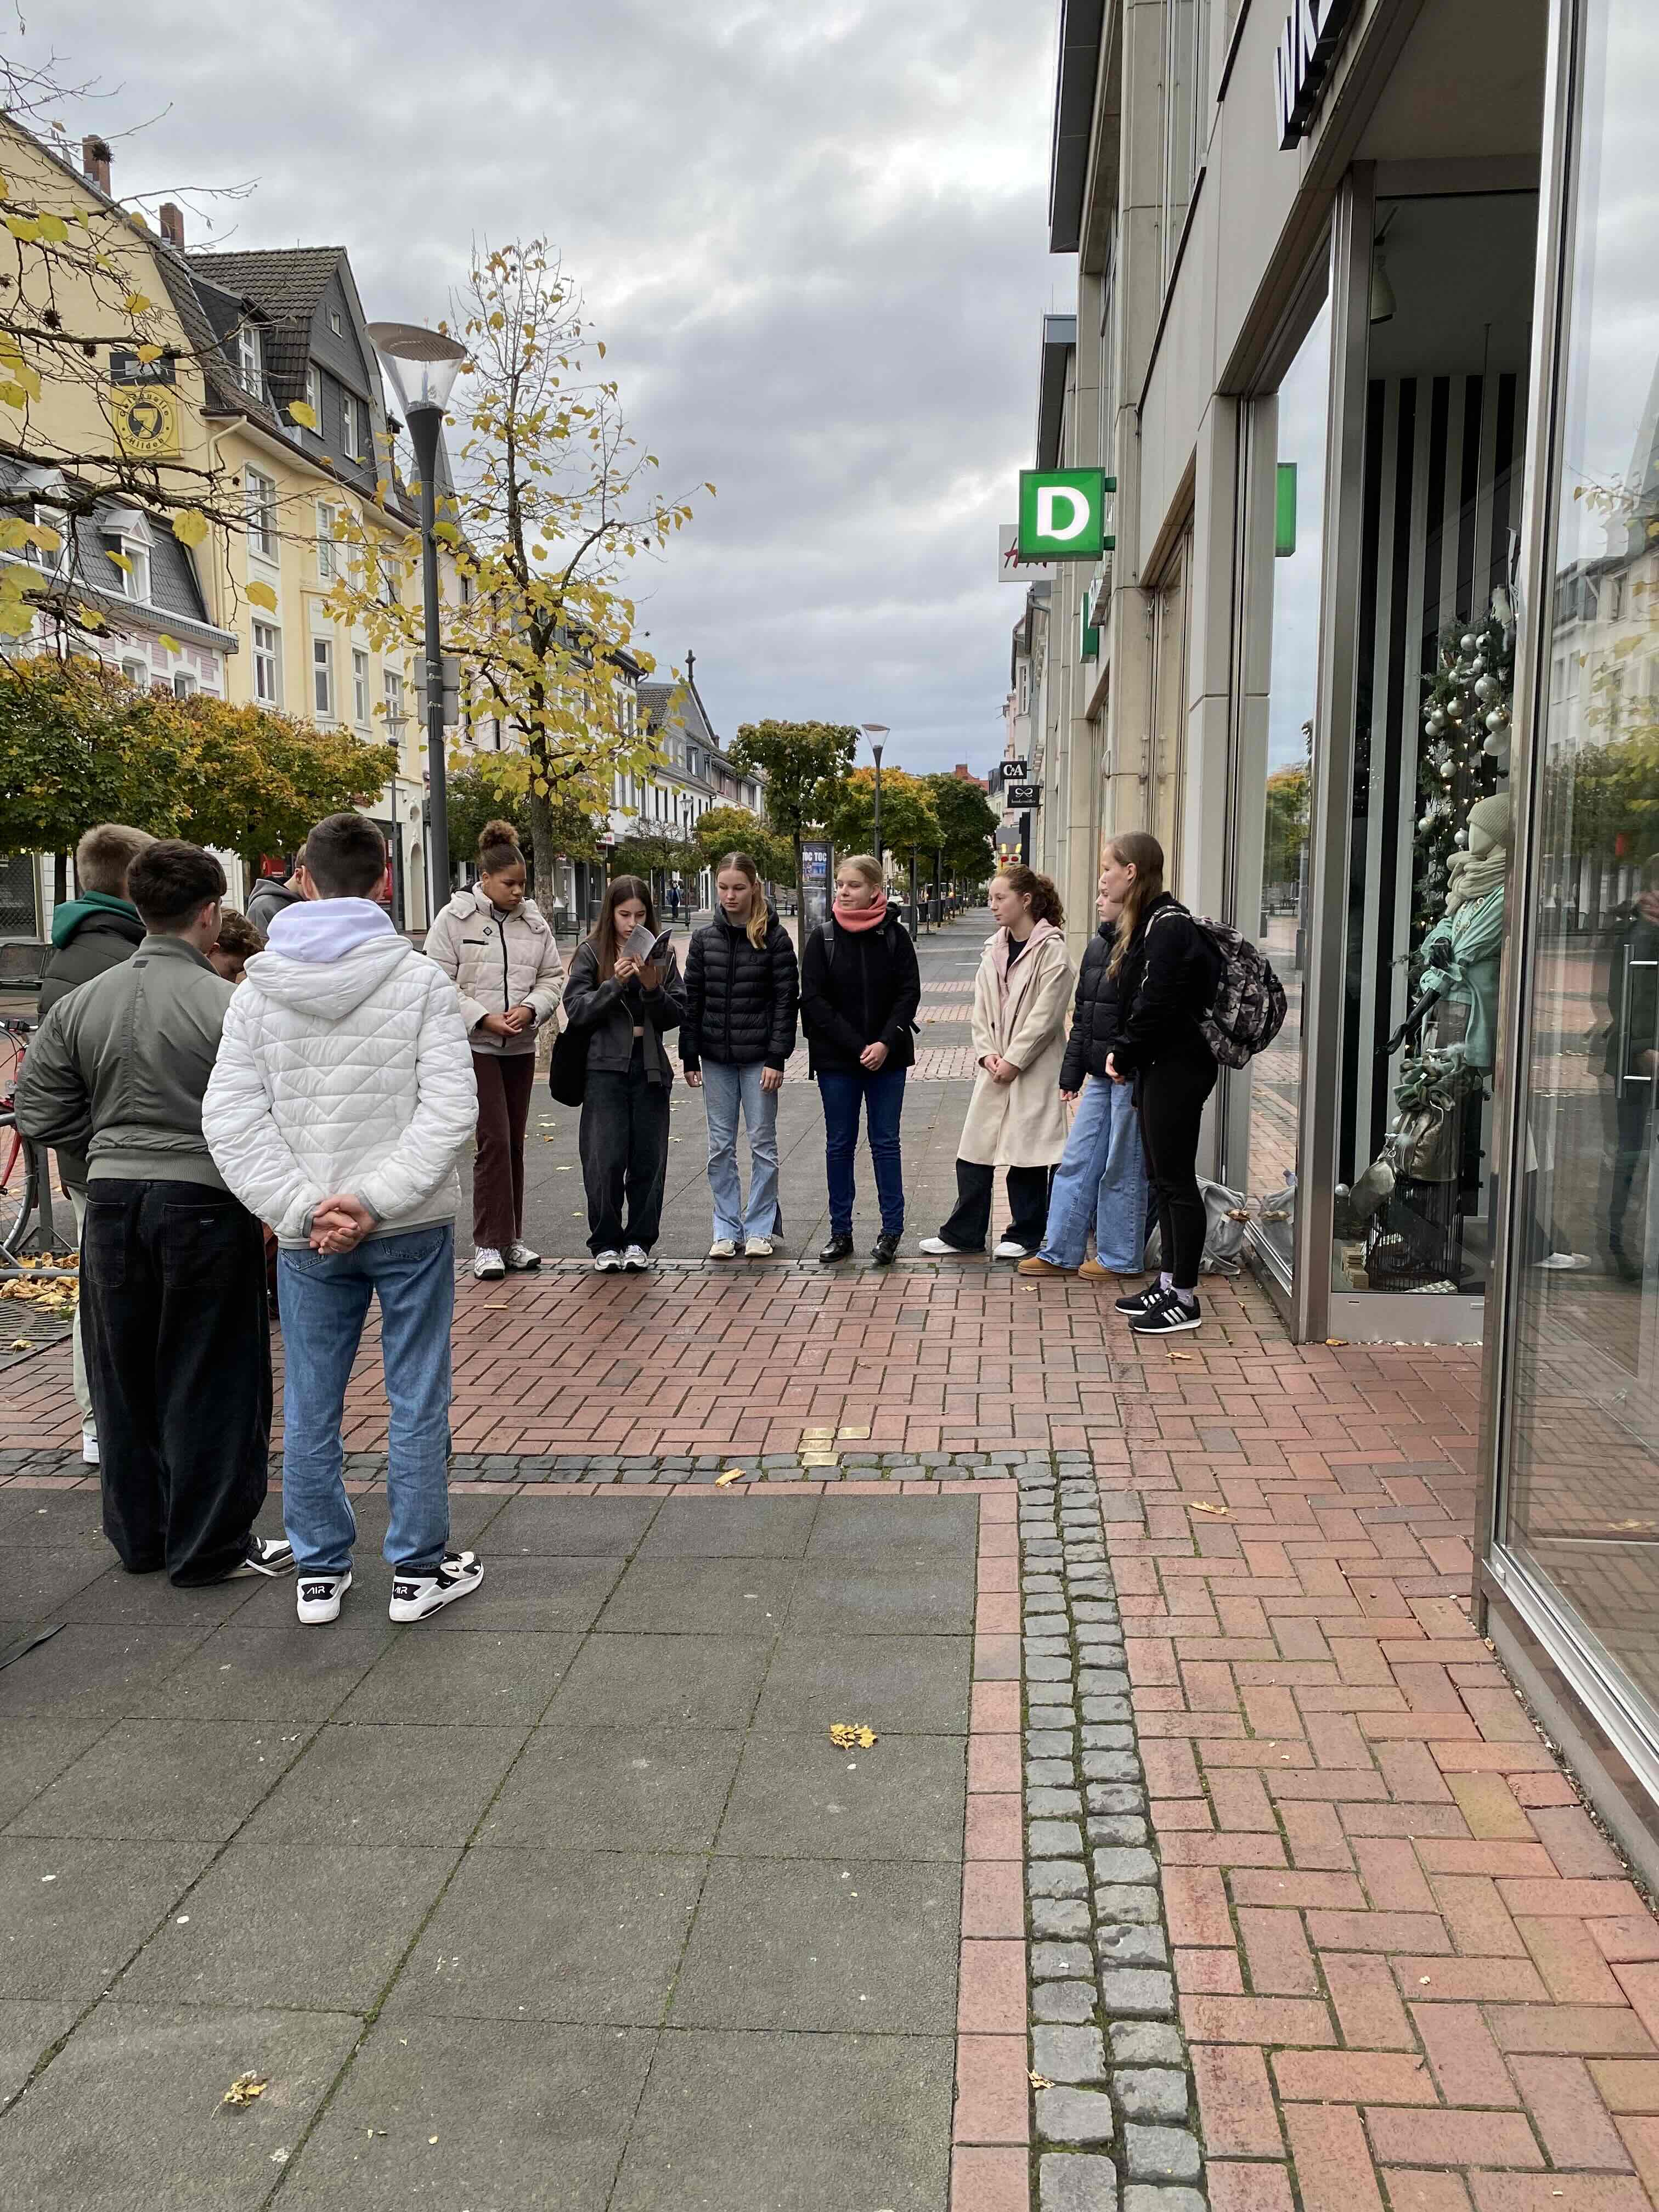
[618, 922, 675, 969]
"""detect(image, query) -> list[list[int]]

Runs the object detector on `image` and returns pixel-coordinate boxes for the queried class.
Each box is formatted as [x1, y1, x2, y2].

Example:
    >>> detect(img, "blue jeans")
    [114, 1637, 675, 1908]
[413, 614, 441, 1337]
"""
[817, 1066, 906, 1237]
[1039, 1075, 1149, 1271]
[276, 1223, 455, 1575]
[702, 1060, 781, 1243]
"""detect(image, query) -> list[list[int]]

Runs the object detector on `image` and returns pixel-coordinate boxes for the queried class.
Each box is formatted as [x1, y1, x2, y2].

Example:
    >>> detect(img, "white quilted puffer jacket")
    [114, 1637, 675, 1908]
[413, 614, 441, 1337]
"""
[203, 898, 478, 1248]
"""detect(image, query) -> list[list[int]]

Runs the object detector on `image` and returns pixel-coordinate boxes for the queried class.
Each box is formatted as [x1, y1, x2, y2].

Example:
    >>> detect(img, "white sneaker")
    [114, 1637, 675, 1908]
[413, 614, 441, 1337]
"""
[296, 1568, 351, 1625]
[473, 1246, 506, 1280]
[994, 1239, 1031, 1260]
[594, 1250, 624, 1272]
[918, 1236, 974, 1257]
[622, 1245, 650, 1272]
[745, 1235, 774, 1258]
[81, 1425, 99, 1467]
[389, 1550, 483, 1623]
[504, 1241, 541, 1271]
[709, 1238, 740, 1260]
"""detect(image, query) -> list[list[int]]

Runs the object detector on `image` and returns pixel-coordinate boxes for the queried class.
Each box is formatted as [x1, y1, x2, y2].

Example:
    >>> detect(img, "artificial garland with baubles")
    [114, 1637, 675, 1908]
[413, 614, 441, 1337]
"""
[1412, 593, 1515, 946]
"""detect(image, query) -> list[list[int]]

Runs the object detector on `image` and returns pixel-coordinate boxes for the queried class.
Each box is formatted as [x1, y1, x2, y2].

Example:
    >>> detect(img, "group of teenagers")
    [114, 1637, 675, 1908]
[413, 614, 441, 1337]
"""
[435, 819, 1224, 1341]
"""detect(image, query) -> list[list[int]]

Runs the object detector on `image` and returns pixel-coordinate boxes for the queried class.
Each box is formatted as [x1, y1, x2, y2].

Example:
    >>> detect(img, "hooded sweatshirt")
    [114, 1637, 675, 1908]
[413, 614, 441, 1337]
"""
[202, 896, 478, 1246]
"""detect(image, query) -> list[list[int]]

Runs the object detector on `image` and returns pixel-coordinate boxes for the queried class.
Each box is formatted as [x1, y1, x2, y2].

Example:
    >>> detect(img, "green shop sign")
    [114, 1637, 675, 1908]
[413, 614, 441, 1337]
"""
[1018, 469, 1115, 561]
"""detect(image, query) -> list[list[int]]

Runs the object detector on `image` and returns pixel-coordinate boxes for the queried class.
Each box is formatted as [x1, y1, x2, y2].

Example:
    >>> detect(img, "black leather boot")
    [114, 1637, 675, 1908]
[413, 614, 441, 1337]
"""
[872, 1231, 900, 1266]
[818, 1233, 855, 1263]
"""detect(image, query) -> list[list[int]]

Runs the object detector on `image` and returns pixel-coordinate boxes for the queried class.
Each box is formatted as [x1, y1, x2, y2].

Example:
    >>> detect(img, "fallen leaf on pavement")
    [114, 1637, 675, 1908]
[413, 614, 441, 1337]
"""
[223, 2073, 268, 2107]
[1190, 1501, 1229, 1516]
[714, 1469, 746, 1487]
[829, 1723, 877, 1748]
[1325, 1338, 1349, 1347]
[1168, 1351, 1194, 1362]
[1029, 2070, 1053, 2089]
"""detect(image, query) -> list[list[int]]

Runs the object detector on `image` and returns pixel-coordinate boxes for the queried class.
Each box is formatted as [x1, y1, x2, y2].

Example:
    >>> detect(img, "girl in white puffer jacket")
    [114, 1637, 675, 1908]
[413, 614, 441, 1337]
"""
[424, 821, 564, 1279]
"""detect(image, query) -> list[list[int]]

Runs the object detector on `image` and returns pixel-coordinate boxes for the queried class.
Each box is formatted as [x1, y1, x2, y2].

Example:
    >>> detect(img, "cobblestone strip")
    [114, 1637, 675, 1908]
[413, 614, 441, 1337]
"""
[1018, 1460, 1206, 2212]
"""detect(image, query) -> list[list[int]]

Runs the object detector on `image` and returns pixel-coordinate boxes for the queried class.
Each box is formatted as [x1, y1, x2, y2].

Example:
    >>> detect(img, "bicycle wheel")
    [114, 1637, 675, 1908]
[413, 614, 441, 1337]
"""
[0, 1116, 40, 1261]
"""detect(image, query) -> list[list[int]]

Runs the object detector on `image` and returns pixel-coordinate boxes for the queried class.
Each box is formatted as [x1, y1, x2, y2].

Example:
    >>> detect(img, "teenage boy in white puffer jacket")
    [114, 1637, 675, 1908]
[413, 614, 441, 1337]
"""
[204, 812, 480, 1627]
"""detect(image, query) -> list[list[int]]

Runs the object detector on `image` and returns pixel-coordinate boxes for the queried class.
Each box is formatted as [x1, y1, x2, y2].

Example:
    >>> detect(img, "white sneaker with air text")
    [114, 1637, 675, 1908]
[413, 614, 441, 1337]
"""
[296, 1568, 352, 1625]
[389, 1550, 484, 1623]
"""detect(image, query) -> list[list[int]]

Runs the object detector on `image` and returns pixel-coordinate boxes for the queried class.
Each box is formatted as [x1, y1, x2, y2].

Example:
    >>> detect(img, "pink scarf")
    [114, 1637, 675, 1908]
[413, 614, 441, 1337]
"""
[833, 889, 889, 933]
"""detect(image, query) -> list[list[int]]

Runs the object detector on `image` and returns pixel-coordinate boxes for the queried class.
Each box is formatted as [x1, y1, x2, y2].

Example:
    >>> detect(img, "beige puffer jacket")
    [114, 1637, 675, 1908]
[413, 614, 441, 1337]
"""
[424, 885, 565, 1057]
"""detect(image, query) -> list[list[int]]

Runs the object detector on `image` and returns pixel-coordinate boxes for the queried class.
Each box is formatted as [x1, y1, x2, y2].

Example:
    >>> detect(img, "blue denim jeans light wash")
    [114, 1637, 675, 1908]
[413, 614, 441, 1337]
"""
[701, 1059, 782, 1243]
[276, 1223, 455, 1576]
[817, 1066, 906, 1237]
[1038, 1074, 1149, 1271]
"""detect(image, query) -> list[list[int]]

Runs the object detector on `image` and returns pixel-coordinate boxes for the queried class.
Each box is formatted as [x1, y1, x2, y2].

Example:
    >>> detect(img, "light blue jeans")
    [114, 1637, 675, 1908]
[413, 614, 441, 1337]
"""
[701, 1060, 781, 1243]
[1038, 1075, 1150, 1272]
[276, 1223, 454, 1575]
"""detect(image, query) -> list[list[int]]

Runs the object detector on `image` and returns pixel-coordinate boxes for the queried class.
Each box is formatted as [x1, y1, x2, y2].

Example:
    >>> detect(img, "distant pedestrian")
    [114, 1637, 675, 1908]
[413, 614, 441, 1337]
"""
[1020, 867, 1150, 1282]
[204, 811, 481, 1626]
[669, 881, 681, 921]
[562, 874, 686, 1273]
[1101, 832, 1223, 1337]
[424, 819, 563, 1282]
[920, 865, 1073, 1261]
[36, 821, 154, 1468]
[800, 853, 921, 1266]
[16, 840, 287, 1584]
[208, 909, 264, 985]
[246, 845, 310, 937]
[682, 850, 799, 1259]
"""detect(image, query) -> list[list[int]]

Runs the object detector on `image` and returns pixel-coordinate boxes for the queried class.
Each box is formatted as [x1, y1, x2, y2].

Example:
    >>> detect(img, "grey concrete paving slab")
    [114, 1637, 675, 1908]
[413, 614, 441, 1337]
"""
[0, 1835, 216, 1999]
[0, 1494, 107, 1551]
[634, 1495, 819, 1558]
[423, 1551, 626, 1633]
[14, 1547, 134, 1616]
[0, 1999, 79, 2106]
[785, 1553, 977, 1635]
[805, 1496, 981, 1555]
[0, 2001, 363, 2212]
[133, 1621, 392, 1722]
[478, 1723, 743, 1853]
[275, 2016, 656, 2212]
[55, 1565, 266, 1629]
[385, 1846, 704, 2025]
[0, 1719, 110, 1829]
[608, 2028, 955, 2211]
[336, 1627, 583, 1725]
[240, 1721, 529, 1848]
[669, 1856, 961, 2033]
[541, 1629, 773, 1727]
[596, 1555, 799, 1634]
[753, 1632, 972, 1734]
[0, 1624, 215, 1722]
[486, 1492, 662, 1555]
[3, 1717, 308, 1843]
[119, 1843, 458, 2012]
[716, 1730, 966, 1860]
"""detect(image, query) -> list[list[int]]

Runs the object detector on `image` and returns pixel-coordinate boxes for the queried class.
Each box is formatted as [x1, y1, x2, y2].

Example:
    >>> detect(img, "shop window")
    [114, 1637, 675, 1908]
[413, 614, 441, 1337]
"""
[1332, 191, 1537, 1305]
[1499, 0, 1659, 1714]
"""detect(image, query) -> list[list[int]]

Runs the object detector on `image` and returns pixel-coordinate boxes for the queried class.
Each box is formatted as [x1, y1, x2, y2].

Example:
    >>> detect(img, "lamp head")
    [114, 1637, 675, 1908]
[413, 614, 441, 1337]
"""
[369, 320, 469, 419]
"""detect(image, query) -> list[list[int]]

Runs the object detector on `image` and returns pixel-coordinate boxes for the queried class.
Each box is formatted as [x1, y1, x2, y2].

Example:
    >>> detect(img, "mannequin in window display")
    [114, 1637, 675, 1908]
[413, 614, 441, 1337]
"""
[1604, 857, 1659, 1283]
[1418, 793, 1511, 1073]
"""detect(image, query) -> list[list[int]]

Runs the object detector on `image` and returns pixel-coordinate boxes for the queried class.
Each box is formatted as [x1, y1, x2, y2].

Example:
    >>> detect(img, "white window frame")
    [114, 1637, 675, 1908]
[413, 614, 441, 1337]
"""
[252, 620, 281, 706]
[101, 534, 151, 603]
[306, 363, 323, 426]
[120, 655, 148, 688]
[383, 668, 406, 729]
[245, 467, 277, 562]
[340, 391, 358, 460]
[329, 307, 343, 335]
[352, 647, 370, 727]
[312, 635, 336, 720]
[238, 321, 263, 398]
[172, 670, 197, 701]
[316, 500, 338, 583]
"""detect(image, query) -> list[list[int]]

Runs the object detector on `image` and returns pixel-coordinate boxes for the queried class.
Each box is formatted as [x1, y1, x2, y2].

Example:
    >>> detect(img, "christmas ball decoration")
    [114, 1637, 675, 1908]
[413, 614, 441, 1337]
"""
[1475, 674, 1498, 703]
[1460, 631, 1479, 653]
[1426, 711, 1446, 737]
[1454, 830, 1468, 848]
[1486, 707, 1508, 732]
[1413, 599, 1515, 950]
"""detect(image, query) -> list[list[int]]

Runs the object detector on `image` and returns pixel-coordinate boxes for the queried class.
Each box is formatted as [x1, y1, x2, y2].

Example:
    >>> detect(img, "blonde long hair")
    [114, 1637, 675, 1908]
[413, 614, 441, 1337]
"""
[716, 851, 770, 950]
[1105, 831, 1166, 978]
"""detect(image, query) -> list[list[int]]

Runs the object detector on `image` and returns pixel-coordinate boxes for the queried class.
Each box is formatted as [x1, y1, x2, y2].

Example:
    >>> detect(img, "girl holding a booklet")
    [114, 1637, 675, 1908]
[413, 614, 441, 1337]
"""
[561, 876, 686, 1272]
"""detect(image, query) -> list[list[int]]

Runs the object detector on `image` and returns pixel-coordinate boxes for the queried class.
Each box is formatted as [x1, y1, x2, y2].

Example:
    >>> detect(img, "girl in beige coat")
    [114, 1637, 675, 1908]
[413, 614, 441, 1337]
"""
[919, 866, 1075, 1259]
[424, 820, 564, 1279]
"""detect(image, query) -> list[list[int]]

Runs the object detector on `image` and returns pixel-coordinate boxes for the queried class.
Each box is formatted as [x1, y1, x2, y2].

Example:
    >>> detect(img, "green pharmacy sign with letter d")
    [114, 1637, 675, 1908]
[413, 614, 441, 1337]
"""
[1018, 469, 1115, 561]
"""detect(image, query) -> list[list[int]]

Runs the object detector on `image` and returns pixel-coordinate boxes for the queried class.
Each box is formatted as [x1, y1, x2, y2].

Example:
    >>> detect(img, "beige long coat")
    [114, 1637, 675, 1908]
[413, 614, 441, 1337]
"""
[958, 921, 1075, 1167]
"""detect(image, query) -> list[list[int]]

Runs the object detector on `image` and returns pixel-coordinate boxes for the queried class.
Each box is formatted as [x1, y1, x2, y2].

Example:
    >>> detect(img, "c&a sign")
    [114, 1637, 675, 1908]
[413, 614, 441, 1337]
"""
[1274, 0, 1360, 150]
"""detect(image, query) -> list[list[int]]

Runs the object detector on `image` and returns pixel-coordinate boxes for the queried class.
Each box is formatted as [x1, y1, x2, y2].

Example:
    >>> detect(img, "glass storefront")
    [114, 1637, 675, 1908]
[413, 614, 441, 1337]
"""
[1492, 0, 1659, 1729]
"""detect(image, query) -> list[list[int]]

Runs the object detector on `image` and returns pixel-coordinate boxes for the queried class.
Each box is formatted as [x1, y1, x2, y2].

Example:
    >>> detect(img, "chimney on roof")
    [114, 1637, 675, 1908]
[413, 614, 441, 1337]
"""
[158, 202, 184, 250]
[81, 137, 112, 193]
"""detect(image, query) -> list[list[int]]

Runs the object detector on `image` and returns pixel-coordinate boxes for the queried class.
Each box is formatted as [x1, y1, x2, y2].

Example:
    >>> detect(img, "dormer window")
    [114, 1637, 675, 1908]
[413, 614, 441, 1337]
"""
[99, 514, 151, 603]
[329, 308, 343, 335]
[238, 321, 263, 398]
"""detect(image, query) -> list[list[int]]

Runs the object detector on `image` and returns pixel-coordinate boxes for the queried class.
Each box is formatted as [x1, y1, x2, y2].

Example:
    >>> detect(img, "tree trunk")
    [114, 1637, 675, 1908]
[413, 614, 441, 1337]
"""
[527, 787, 557, 911]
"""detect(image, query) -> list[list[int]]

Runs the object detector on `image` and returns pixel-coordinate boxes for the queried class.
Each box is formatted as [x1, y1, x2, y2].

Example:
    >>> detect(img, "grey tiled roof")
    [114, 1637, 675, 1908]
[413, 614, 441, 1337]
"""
[184, 246, 348, 404]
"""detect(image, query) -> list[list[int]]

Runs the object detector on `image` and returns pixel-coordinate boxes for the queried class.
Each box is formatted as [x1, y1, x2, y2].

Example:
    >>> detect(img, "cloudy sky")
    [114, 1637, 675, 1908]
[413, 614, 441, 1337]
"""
[36, 0, 1065, 776]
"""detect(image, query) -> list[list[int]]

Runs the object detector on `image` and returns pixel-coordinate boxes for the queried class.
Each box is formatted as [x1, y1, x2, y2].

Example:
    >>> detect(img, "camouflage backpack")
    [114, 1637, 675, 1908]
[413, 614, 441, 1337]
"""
[1148, 905, 1288, 1069]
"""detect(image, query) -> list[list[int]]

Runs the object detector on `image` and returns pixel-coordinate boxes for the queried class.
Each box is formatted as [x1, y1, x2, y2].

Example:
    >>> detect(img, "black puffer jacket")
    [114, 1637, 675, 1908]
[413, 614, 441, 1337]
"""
[799, 913, 921, 1075]
[1058, 922, 1122, 1091]
[1109, 893, 1224, 1076]
[561, 937, 686, 1087]
[682, 909, 800, 1073]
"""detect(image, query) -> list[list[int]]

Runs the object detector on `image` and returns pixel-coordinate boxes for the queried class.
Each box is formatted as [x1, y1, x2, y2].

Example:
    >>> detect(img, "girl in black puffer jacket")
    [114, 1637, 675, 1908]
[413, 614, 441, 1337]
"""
[682, 852, 800, 1259]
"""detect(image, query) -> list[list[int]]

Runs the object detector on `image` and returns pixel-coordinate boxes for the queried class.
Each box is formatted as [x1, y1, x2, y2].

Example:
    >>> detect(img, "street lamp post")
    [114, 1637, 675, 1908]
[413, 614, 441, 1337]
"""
[861, 723, 889, 867]
[369, 321, 469, 924]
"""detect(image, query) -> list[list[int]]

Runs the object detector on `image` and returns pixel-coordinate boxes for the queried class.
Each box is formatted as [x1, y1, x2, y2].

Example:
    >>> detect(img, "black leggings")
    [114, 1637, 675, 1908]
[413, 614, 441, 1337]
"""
[1136, 1056, 1217, 1291]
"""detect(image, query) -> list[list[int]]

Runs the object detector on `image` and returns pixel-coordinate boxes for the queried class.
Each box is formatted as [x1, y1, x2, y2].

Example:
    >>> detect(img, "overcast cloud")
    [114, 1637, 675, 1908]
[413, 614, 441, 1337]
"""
[32, 0, 1064, 776]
